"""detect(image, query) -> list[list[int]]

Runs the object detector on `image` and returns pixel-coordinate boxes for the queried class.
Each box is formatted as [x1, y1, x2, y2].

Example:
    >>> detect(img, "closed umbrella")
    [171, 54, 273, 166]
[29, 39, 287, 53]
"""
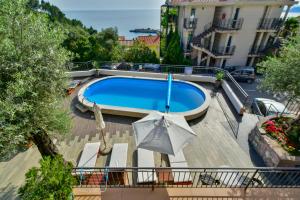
[132, 111, 196, 156]
[93, 103, 110, 154]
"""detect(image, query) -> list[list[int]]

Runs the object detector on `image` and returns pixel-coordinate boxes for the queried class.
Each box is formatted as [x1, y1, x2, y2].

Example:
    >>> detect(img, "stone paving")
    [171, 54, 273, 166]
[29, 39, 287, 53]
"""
[0, 79, 262, 199]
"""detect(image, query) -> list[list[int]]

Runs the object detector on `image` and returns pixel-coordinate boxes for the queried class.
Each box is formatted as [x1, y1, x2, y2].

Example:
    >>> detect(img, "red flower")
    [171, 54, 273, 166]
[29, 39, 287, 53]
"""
[264, 120, 275, 126]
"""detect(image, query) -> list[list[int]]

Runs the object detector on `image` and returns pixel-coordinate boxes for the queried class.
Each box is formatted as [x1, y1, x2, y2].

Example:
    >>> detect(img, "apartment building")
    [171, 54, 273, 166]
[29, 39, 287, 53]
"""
[170, 0, 297, 68]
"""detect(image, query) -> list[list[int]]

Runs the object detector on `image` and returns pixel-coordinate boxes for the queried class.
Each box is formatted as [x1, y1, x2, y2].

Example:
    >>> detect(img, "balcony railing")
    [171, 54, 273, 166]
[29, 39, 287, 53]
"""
[212, 46, 236, 56]
[257, 18, 283, 30]
[72, 167, 300, 189]
[191, 39, 236, 56]
[249, 45, 267, 55]
[214, 18, 244, 30]
[184, 18, 197, 29]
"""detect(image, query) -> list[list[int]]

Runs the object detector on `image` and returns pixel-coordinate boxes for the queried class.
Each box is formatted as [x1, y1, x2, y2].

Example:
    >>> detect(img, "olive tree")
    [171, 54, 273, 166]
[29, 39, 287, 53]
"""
[0, 0, 71, 158]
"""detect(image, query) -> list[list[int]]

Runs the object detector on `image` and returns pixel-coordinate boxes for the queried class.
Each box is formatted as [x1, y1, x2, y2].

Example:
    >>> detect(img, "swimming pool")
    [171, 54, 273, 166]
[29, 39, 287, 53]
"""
[78, 76, 210, 120]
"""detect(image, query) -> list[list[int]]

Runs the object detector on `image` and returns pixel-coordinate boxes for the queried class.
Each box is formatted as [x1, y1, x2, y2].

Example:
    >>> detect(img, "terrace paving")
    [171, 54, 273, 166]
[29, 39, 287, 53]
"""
[0, 78, 262, 199]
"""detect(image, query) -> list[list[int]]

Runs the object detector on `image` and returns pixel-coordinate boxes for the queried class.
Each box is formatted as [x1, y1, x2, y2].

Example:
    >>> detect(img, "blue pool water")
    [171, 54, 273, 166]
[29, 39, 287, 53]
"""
[83, 77, 206, 113]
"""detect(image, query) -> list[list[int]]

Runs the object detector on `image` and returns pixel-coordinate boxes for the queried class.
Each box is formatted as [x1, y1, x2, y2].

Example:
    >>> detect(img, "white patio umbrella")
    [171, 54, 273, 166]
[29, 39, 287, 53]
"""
[132, 111, 196, 156]
[93, 103, 110, 154]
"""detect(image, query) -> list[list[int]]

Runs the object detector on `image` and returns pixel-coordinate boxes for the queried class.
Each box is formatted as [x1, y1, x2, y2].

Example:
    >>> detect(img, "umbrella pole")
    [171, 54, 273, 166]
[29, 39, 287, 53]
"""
[99, 129, 111, 155]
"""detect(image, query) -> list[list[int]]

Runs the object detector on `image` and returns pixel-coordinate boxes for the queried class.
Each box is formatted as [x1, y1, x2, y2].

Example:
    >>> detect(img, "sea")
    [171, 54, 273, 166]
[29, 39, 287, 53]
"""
[64, 9, 161, 39]
[63, 8, 300, 39]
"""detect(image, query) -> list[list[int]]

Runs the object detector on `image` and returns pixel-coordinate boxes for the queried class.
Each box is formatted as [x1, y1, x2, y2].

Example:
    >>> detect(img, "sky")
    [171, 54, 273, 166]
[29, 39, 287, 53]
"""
[45, 0, 166, 11]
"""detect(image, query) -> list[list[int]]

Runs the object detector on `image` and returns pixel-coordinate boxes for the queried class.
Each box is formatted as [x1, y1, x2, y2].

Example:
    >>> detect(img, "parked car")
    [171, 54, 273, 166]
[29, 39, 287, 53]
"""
[223, 66, 239, 73]
[230, 67, 255, 83]
[117, 62, 133, 70]
[101, 63, 118, 70]
[144, 63, 161, 72]
[251, 98, 290, 117]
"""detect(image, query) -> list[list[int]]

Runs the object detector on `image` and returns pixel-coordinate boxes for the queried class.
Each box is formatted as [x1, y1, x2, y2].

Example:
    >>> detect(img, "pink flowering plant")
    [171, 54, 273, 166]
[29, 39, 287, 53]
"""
[262, 117, 300, 155]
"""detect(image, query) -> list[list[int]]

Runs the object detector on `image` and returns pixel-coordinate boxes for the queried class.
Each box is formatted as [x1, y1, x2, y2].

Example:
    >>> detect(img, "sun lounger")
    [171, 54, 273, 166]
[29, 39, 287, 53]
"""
[109, 143, 128, 168]
[77, 142, 101, 172]
[168, 150, 192, 184]
[108, 143, 128, 185]
[137, 148, 157, 184]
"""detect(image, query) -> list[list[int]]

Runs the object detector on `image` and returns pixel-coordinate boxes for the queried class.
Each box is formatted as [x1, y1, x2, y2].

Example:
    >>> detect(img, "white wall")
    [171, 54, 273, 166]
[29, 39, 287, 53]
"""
[194, 6, 215, 34]
[267, 5, 284, 18]
[227, 5, 265, 66]
[222, 80, 245, 115]
[214, 6, 234, 21]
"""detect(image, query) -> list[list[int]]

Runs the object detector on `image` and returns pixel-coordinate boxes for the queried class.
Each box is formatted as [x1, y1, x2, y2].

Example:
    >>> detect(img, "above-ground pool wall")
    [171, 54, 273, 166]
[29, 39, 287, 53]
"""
[67, 69, 245, 115]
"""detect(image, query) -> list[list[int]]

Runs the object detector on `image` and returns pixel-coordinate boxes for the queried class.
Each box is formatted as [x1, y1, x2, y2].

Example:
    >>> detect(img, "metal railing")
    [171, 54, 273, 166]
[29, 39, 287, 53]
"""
[213, 46, 236, 56]
[213, 18, 244, 30]
[257, 18, 283, 30]
[72, 167, 300, 190]
[67, 61, 250, 106]
[249, 45, 267, 55]
[184, 18, 197, 29]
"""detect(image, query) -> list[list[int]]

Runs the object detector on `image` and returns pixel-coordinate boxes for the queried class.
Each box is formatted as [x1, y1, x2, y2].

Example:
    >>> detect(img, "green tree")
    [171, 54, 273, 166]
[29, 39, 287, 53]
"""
[111, 44, 125, 62]
[124, 41, 159, 63]
[89, 27, 119, 61]
[163, 31, 190, 65]
[282, 17, 299, 38]
[0, 0, 71, 158]
[258, 36, 300, 100]
[19, 156, 76, 200]
[27, 0, 39, 9]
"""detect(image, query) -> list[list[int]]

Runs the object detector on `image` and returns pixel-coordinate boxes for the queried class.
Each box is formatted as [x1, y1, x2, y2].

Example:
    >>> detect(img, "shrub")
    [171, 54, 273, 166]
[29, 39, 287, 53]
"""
[19, 156, 76, 200]
[216, 71, 225, 81]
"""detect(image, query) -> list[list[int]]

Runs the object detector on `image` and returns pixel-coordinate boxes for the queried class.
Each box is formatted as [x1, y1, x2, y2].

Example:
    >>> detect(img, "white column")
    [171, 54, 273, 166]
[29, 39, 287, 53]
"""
[219, 58, 224, 68]
[197, 51, 202, 66]
[249, 57, 255, 67]
[206, 56, 211, 67]
[255, 32, 264, 51]
[261, 33, 270, 47]
[209, 32, 215, 52]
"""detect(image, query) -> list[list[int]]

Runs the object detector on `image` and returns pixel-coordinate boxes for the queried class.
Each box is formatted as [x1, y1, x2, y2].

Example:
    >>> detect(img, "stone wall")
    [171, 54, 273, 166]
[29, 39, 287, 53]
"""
[249, 119, 300, 167]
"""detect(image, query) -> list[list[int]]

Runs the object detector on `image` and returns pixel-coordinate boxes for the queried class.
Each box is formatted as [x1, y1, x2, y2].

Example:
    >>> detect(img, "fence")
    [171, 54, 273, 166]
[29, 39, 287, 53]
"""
[67, 61, 250, 106]
[72, 167, 300, 190]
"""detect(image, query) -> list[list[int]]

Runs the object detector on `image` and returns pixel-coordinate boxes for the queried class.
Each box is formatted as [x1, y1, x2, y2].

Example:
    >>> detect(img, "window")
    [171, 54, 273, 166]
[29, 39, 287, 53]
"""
[221, 59, 227, 68]
[233, 8, 240, 20]
[190, 8, 196, 18]
[257, 101, 267, 116]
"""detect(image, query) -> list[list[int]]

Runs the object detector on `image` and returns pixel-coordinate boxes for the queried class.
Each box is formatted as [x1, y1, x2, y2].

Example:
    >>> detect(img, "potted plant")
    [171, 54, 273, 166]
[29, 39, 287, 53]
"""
[215, 71, 225, 88]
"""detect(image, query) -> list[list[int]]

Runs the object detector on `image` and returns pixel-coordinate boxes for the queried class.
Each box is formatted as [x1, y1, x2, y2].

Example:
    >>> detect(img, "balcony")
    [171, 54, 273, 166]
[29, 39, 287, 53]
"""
[184, 18, 197, 29]
[213, 18, 244, 30]
[192, 39, 236, 57]
[249, 45, 268, 56]
[212, 45, 236, 56]
[257, 18, 283, 31]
